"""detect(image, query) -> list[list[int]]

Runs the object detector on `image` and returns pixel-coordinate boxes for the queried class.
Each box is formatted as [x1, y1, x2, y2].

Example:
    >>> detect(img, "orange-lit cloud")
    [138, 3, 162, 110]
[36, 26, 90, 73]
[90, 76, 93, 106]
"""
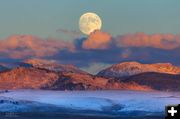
[81, 32, 180, 50]
[82, 30, 112, 49]
[0, 32, 179, 68]
[0, 35, 75, 58]
[115, 32, 180, 50]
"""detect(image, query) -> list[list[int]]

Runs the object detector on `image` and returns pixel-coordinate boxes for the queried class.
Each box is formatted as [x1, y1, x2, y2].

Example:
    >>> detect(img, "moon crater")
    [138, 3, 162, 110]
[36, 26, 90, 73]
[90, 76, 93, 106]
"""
[79, 12, 102, 35]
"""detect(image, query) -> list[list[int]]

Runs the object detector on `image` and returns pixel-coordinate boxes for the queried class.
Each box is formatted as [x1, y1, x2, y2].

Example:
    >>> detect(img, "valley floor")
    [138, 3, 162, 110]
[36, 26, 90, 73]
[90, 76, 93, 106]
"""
[0, 90, 179, 119]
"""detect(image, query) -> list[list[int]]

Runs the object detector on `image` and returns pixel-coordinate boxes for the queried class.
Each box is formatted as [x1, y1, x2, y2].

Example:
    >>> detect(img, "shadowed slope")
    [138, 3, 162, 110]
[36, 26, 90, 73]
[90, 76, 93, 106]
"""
[123, 72, 180, 91]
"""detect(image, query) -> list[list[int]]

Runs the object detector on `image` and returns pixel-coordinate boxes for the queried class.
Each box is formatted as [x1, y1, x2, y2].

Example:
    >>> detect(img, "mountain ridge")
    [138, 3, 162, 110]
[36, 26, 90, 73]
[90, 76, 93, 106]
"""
[25, 58, 88, 74]
[0, 60, 179, 91]
[97, 61, 180, 78]
[123, 72, 180, 91]
[0, 66, 151, 91]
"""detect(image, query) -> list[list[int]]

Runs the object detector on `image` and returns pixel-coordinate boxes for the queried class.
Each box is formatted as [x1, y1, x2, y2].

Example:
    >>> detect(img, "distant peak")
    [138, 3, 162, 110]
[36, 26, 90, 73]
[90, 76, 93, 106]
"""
[25, 58, 58, 66]
[24, 58, 88, 74]
[97, 61, 180, 78]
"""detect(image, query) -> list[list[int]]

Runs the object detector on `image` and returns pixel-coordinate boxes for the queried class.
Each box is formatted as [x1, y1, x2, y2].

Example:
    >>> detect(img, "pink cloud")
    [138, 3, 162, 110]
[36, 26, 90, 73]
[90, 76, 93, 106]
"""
[115, 32, 180, 50]
[82, 30, 112, 49]
[0, 35, 75, 58]
[81, 32, 180, 50]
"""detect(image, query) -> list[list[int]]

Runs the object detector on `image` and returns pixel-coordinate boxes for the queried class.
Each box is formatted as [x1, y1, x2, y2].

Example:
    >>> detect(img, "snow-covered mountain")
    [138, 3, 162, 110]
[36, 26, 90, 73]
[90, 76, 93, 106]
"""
[97, 62, 180, 78]
[25, 58, 88, 74]
[0, 60, 179, 91]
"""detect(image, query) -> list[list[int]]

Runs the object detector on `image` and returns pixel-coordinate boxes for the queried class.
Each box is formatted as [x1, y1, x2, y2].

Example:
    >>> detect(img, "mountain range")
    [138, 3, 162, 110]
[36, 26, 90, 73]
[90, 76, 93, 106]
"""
[0, 59, 179, 91]
[97, 62, 180, 78]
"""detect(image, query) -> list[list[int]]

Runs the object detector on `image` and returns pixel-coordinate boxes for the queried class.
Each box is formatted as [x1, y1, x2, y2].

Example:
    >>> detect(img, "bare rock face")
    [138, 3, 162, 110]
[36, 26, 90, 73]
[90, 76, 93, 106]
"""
[97, 61, 180, 78]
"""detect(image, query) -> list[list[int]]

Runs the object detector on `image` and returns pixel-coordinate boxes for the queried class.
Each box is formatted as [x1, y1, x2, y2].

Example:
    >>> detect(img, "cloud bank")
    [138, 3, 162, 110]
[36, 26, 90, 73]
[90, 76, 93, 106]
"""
[0, 35, 75, 58]
[0, 31, 179, 72]
[115, 32, 180, 50]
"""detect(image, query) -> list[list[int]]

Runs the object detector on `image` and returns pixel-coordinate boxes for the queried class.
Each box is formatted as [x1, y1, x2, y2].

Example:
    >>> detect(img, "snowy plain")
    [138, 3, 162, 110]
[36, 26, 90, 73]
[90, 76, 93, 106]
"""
[0, 90, 180, 117]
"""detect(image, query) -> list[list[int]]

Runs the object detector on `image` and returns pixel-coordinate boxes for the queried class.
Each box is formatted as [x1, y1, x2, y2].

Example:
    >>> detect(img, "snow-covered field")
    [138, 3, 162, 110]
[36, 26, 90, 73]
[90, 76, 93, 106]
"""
[0, 90, 179, 117]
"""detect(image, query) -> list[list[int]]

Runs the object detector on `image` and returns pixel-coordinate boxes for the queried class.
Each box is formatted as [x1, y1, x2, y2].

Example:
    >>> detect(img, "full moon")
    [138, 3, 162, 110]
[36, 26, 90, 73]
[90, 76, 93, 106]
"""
[79, 12, 102, 35]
